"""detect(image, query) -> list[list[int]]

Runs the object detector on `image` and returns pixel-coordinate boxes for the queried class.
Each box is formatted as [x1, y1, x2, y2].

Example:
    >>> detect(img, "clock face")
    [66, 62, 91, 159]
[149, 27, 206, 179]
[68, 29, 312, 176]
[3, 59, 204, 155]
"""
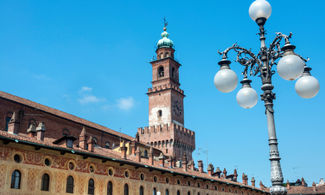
[172, 100, 182, 116]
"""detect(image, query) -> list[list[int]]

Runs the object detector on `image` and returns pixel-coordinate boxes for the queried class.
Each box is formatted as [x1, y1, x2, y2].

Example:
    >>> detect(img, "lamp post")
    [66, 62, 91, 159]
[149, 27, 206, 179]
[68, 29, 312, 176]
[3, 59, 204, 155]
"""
[213, 0, 320, 195]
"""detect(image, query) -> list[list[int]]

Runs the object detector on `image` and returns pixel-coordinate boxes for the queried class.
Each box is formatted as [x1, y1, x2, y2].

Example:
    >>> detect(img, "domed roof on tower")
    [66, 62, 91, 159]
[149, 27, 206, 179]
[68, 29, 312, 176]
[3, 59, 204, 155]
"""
[157, 19, 174, 49]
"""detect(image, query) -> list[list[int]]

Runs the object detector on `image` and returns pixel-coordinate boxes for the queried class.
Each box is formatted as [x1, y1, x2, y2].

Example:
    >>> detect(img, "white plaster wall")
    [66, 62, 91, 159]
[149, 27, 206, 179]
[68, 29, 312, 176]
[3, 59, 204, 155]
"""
[149, 106, 170, 126]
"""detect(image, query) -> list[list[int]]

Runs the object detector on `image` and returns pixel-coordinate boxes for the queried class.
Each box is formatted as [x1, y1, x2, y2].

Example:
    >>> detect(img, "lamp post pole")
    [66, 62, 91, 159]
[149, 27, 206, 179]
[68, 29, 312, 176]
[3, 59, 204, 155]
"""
[258, 22, 286, 195]
[213, 1, 320, 195]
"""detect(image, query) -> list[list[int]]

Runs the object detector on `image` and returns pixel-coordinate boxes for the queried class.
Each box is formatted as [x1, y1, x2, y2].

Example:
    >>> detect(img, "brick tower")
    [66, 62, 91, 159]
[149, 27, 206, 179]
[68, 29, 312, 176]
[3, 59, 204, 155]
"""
[138, 24, 195, 161]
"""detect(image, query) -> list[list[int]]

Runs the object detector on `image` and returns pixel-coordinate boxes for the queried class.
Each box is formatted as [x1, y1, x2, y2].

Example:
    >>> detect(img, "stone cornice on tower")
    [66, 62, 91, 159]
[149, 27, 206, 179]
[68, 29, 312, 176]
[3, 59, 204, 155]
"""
[147, 83, 185, 97]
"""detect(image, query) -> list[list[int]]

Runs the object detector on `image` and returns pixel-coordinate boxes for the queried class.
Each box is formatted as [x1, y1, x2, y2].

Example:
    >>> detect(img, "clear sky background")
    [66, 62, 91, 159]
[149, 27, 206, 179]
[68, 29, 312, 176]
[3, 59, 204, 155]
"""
[0, 0, 324, 187]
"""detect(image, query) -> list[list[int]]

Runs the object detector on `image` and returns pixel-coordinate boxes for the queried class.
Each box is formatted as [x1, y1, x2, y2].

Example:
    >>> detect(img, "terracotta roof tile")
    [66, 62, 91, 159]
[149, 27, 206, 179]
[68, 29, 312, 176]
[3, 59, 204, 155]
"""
[288, 185, 325, 194]
[0, 91, 134, 140]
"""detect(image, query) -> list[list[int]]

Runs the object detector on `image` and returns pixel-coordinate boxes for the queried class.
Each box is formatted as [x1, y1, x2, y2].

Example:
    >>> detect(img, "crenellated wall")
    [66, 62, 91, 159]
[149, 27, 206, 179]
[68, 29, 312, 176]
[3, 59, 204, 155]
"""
[138, 122, 195, 160]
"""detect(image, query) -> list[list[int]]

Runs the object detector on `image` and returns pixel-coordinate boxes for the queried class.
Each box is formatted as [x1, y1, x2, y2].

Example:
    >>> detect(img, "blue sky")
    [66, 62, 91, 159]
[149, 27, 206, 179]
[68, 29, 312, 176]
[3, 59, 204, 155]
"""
[0, 0, 324, 186]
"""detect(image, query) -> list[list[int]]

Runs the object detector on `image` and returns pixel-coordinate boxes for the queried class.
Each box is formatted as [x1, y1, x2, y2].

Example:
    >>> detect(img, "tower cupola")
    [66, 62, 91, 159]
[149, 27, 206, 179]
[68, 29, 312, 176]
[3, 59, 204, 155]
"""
[157, 25, 173, 49]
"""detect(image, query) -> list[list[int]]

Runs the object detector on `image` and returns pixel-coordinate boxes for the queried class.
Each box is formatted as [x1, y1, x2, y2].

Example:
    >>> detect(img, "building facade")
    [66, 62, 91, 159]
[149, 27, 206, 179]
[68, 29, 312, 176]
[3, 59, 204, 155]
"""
[0, 25, 269, 195]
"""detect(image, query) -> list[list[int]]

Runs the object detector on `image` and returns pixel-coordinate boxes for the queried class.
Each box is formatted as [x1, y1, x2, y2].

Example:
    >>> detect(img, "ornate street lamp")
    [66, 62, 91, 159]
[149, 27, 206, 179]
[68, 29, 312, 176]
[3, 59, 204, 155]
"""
[214, 0, 320, 194]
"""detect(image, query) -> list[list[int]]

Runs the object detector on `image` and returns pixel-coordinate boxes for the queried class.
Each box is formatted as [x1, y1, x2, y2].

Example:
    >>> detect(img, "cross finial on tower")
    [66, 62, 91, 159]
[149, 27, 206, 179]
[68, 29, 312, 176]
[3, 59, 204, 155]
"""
[163, 17, 168, 31]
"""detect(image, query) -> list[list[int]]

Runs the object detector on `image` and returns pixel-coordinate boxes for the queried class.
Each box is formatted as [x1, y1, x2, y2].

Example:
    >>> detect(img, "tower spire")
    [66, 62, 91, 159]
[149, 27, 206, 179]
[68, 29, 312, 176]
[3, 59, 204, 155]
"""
[157, 19, 173, 49]
[163, 17, 168, 31]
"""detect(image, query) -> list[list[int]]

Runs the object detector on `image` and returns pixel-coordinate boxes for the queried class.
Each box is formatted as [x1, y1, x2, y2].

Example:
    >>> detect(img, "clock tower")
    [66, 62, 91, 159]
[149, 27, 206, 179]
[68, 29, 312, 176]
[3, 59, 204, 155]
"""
[148, 25, 184, 127]
[138, 24, 195, 161]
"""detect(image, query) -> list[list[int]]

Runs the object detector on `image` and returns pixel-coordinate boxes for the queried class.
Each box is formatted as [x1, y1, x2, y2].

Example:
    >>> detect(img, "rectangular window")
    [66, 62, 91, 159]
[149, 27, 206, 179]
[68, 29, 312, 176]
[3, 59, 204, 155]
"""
[66, 139, 73, 148]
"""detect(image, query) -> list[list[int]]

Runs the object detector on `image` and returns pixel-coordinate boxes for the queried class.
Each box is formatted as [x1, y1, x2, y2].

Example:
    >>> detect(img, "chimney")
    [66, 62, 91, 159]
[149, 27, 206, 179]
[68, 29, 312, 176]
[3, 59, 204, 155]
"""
[130, 141, 136, 155]
[301, 177, 306, 186]
[135, 132, 140, 142]
[189, 160, 195, 171]
[242, 173, 248, 185]
[159, 153, 165, 167]
[312, 182, 316, 192]
[260, 181, 266, 190]
[251, 177, 256, 187]
[120, 141, 127, 159]
[286, 180, 290, 190]
[148, 147, 154, 165]
[182, 153, 188, 172]
[135, 147, 141, 162]
[233, 169, 238, 182]
[8, 112, 20, 134]
[198, 160, 204, 173]
[171, 155, 177, 167]
[168, 157, 173, 168]
[79, 126, 87, 149]
[87, 136, 95, 152]
[26, 123, 36, 138]
[215, 167, 221, 178]
[223, 168, 227, 178]
[207, 164, 214, 176]
[36, 122, 46, 141]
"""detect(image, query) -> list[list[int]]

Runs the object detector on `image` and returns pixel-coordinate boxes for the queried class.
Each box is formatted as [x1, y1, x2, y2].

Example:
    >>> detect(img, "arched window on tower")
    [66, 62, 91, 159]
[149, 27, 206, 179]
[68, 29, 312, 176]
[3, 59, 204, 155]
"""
[166, 189, 169, 195]
[164, 52, 169, 58]
[124, 184, 129, 195]
[107, 181, 113, 195]
[153, 188, 157, 195]
[158, 110, 162, 118]
[158, 66, 164, 78]
[10, 170, 21, 189]
[88, 178, 95, 195]
[66, 176, 74, 193]
[41, 173, 50, 191]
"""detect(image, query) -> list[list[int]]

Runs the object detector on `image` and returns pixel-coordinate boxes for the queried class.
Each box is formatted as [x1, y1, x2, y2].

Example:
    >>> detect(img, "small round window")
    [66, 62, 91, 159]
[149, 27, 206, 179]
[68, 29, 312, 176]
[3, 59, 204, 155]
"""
[90, 165, 94, 173]
[14, 154, 21, 163]
[124, 171, 129, 178]
[177, 179, 180, 185]
[44, 158, 51, 166]
[140, 173, 145, 180]
[154, 176, 157, 182]
[166, 177, 169, 184]
[68, 162, 75, 170]
[108, 168, 114, 176]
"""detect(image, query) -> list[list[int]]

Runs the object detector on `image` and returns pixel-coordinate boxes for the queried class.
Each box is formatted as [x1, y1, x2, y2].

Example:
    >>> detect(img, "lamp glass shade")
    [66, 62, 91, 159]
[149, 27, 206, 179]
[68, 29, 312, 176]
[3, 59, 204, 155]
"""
[249, 0, 272, 21]
[277, 55, 305, 80]
[214, 69, 238, 93]
[295, 75, 320, 98]
[236, 87, 258, 109]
